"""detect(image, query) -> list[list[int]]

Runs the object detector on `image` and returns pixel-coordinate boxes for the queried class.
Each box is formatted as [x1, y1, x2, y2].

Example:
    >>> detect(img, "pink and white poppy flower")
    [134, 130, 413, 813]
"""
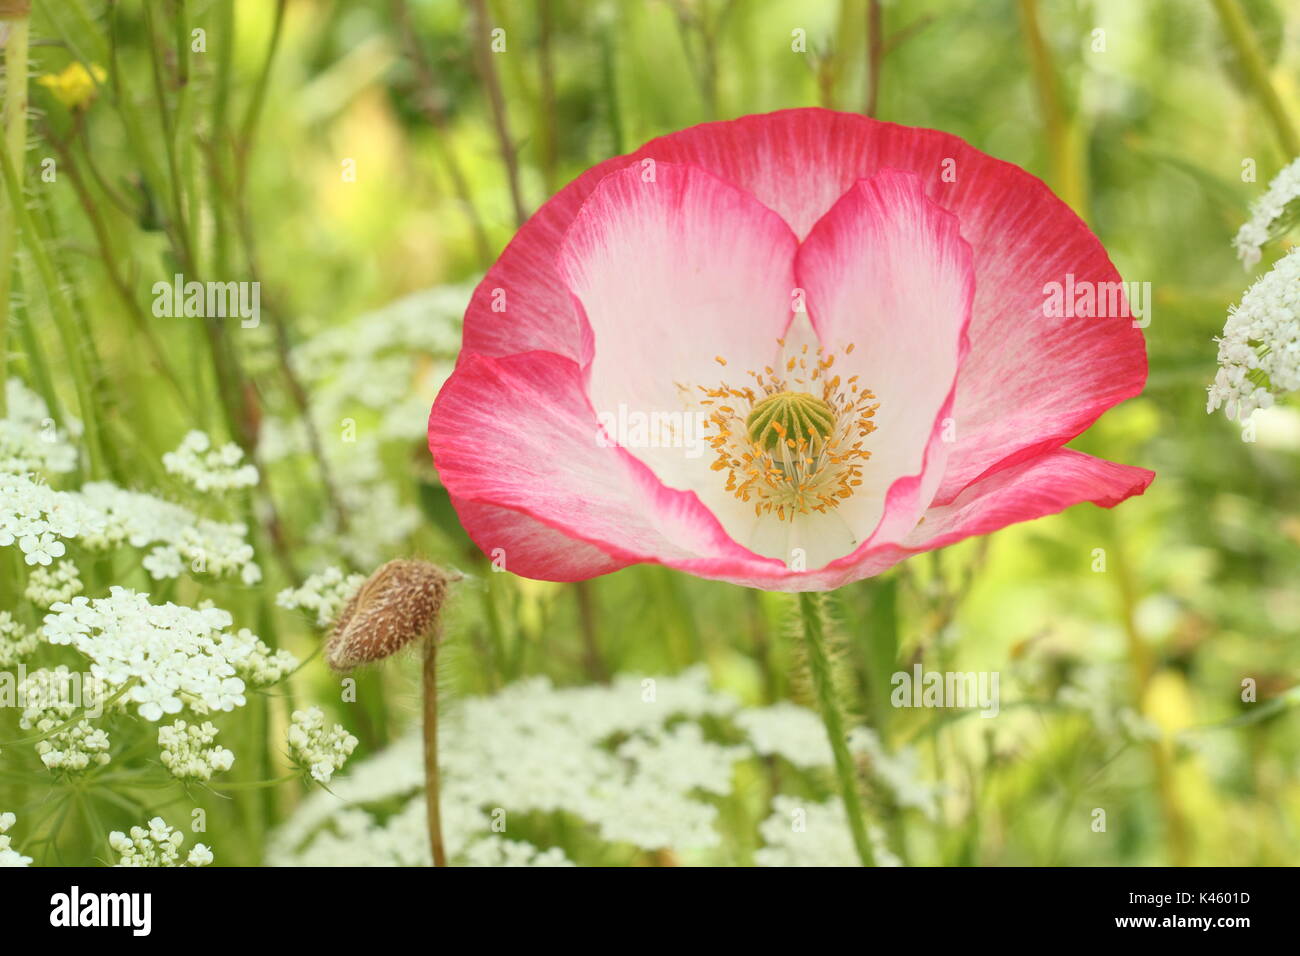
[429, 109, 1152, 591]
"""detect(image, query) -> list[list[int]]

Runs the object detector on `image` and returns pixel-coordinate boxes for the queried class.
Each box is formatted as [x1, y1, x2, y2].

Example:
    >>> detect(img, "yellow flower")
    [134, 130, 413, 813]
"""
[38, 62, 106, 110]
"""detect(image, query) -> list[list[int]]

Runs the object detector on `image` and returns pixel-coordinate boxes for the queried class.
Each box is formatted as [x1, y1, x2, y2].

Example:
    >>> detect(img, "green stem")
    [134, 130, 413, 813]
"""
[0, 3, 30, 418]
[422, 634, 447, 866]
[0, 142, 106, 476]
[1210, 0, 1300, 158]
[797, 591, 875, 866]
[1017, 0, 1088, 217]
[207, 772, 299, 792]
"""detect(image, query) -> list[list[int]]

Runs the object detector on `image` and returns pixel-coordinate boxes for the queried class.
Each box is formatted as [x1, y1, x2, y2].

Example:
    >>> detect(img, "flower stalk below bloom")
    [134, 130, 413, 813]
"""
[797, 592, 875, 866]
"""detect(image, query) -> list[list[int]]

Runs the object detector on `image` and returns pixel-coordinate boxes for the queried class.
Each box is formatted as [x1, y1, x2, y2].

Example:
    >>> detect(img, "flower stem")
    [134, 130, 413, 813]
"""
[864, 0, 883, 117]
[467, 0, 527, 228]
[1016, 0, 1088, 218]
[1210, 0, 1300, 159]
[0, 0, 31, 419]
[797, 591, 875, 866]
[1103, 514, 1191, 866]
[208, 772, 300, 792]
[422, 635, 448, 867]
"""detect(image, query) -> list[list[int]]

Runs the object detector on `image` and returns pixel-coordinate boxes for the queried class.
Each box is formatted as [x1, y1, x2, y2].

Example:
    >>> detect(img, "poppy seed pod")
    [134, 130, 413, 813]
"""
[325, 559, 454, 671]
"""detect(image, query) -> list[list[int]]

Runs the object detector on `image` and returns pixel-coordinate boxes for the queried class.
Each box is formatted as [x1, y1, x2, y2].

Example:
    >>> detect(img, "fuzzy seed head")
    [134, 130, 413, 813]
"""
[325, 559, 454, 671]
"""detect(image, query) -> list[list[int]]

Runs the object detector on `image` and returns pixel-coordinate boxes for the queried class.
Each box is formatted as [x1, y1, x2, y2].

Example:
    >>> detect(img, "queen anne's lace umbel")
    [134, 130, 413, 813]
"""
[43, 588, 297, 721]
[0, 380, 78, 475]
[0, 813, 32, 867]
[287, 707, 358, 783]
[1208, 247, 1300, 420]
[162, 430, 259, 492]
[1234, 156, 1300, 269]
[17, 666, 119, 772]
[109, 817, 212, 867]
[269, 668, 936, 866]
[276, 566, 366, 628]
[158, 720, 235, 780]
[24, 559, 83, 607]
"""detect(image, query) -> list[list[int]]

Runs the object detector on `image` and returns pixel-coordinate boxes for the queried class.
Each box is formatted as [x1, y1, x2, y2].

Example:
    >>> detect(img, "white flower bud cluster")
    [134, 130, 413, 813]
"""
[163, 430, 259, 492]
[287, 707, 359, 783]
[1234, 156, 1300, 269]
[157, 720, 235, 780]
[0, 611, 39, 669]
[1208, 247, 1300, 420]
[109, 817, 212, 867]
[220, 626, 299, 686]
[1, 379, 78, 475]
[0, 812, 33, 867]
[18, 666, 117, 772]
[43, 589, 297, 721]
[24, 559, 84, 607]
[276, 566, 366, 628]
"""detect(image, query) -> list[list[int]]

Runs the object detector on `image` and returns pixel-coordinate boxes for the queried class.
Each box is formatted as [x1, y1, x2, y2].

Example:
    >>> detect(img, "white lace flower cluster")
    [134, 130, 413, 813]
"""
[269, 667, 933, 866]
[109, 817, 212, 867]
[17, 666, 118, 772]
[1207, 246, 1300, 419]
[43, 588, 298, 721]
[1234, 156, 1300, 269]
[287, 707, 359, 783]
[24, 559, 84, 607]
[276, 566, 365, 628]
[157, 720, 235, 780]
[1, 379, 78, 475]
[0, 472, 262, 584]
[0, 472, 88, 565]
[0, 611, 39, 669]
[0, 812, 32, 867]
[754, 795, 899, 867]
[163, 430, 259, 492]
[220, 626, 299, 686]
[76, 482, 261, 584]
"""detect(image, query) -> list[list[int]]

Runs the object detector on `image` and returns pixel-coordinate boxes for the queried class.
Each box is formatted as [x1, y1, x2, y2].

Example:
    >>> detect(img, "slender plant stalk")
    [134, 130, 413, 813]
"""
[1210, 0, 1300, 158]
[574, 580, 609, 684]
[389, 0, 492, 266]
[40, 119, 194, 411]
[0, 0, 31, 419]
[1017, 0, 1088, 218]
[536, 0, 559, 193]
[0, 144, 106, 476]
[864, 0, 882, 117]
[797, 592, 875, 866]
[422, 634, 448, 867]
[467, 0, 527, 227]
[1103, 515, 1192, 866]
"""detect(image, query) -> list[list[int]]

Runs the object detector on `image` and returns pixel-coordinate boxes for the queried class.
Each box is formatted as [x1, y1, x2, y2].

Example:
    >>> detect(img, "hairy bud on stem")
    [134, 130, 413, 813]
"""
[326, 558, 457, 866]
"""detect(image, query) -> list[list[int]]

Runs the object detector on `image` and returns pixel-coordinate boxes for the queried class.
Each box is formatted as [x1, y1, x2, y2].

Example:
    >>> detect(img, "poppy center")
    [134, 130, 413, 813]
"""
[746, 391, 836, 451]
[693, 341, 879, 521]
